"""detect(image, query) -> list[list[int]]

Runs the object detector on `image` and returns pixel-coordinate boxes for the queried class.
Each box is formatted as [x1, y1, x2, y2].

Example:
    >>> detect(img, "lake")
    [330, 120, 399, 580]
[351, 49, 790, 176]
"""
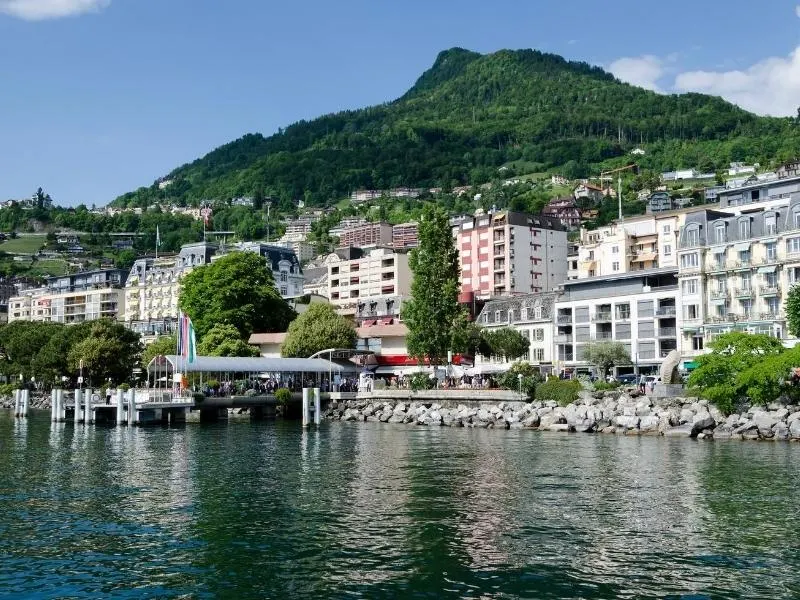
[1, 411, 799, 599]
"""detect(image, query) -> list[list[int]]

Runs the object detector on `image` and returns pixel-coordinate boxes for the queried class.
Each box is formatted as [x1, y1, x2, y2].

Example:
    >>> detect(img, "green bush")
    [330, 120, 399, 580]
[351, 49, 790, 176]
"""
[496, 362, 543, 399]
[119, 383, 130, 392]
[274, 388, 292, 406]
[409, 372, 435, 390]
[207, 379, 220, 391]
[535, 377, 582, 406]
[593, 380, 621, 391]
[0, 383, 16, 397]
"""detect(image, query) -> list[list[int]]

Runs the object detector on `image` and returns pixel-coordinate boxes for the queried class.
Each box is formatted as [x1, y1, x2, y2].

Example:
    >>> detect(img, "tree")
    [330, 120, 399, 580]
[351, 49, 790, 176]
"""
[786, 285, 800, 337]
[0, 321, 63, 380]
[737, 346, 800, 407]
[197, 324, 259, 357]
[281, 303, 356, 358]
[688, 332, 785, 414]
[583, 341, 631, 378]
[179, 251, 295, 339]
[497, 362, 543, 399]
[67, 320, 142, 385]
[141, 334, 177, 368]
[482, 327, 530, 362]
[115, 249, 137, 269]
[402, 205, 463, 364]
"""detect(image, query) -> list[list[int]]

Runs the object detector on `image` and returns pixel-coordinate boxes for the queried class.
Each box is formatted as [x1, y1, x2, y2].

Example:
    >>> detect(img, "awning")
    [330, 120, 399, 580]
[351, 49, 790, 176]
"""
[632, 252, 657, 262]
[362, 319, 377, 326]
[379, 317, 393, 325]
[733, 242, 751, 251]
[761, 238, 778, 244]
[711, 246, 727, 254]
[466, 363, 510, 376]
[710, 298, 727, 305]
[682, 361, 698, 371]
[757, 265, 776, 273]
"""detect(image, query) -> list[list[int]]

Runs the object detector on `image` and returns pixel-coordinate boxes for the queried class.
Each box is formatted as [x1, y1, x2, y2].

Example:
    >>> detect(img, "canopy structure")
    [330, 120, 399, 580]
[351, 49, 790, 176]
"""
[148, 355, 358, 376]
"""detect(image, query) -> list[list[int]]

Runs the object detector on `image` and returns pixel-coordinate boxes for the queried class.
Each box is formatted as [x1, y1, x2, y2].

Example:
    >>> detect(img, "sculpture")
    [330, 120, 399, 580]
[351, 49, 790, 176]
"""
[659, 349, 682, 385]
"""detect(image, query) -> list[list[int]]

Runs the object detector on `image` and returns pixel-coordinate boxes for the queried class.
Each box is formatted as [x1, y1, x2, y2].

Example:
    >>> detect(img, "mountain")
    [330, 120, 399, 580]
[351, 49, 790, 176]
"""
[113, 48, 800, 208]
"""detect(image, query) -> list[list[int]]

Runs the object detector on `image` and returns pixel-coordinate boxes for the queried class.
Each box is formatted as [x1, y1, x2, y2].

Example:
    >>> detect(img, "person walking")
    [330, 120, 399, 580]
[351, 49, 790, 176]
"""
[638, 373, 646, 394]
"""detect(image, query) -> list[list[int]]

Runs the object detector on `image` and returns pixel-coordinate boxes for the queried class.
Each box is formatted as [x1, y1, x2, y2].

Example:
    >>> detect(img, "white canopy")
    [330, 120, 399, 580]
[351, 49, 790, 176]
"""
[149, 355, 358, 375]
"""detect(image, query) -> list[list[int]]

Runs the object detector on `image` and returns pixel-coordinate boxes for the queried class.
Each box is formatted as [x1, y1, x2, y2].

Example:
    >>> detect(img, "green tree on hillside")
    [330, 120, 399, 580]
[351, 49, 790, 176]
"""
[197, 324, 259, 357]
[179, 251, 295, 339]
[402, 205, 463, 365]
[281, 303, 356, 358]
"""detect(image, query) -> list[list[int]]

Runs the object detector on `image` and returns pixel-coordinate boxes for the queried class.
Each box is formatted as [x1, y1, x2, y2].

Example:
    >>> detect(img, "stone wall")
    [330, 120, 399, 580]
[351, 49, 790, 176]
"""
[325, 390, 800, 441]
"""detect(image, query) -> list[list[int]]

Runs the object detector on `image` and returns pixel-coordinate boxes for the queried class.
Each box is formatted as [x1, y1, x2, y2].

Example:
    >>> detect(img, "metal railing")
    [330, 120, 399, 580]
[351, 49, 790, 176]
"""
[655, 306, 676, 316]
[591, 312, 613, 322]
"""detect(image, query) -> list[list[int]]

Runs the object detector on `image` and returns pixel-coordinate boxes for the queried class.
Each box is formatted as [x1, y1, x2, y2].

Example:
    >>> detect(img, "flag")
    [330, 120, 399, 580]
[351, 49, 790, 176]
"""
[177, 311, 197, 363]
[156, 225, 161, 248]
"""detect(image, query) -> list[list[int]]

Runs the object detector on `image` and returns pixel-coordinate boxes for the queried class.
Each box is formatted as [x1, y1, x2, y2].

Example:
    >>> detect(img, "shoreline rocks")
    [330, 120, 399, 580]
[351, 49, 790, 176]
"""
[325, 393, 800, 442]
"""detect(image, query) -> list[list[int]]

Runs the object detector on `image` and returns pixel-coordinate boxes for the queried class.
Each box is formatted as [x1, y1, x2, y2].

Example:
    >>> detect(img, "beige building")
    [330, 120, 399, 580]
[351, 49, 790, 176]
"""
[576, 212, 684, 279]
[327, 247, 411, 314]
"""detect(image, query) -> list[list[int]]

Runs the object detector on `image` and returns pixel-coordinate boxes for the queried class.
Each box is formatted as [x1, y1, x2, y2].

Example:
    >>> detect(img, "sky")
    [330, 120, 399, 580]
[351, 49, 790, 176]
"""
[1, 0, 800, 207]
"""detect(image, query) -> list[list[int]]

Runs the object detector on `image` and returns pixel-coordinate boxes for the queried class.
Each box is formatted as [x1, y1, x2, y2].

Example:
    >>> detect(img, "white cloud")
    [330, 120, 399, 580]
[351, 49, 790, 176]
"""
[796, 4, 800, 18]
[608, 55, 664, 92]
[674, 47, 800, 116]
[0, 0, 109, 20]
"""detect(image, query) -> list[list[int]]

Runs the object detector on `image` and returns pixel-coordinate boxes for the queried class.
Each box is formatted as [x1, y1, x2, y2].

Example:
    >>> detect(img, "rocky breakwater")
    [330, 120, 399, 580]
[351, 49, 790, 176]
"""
[326, 392, 800, 441]
[0, 394, 52, 411]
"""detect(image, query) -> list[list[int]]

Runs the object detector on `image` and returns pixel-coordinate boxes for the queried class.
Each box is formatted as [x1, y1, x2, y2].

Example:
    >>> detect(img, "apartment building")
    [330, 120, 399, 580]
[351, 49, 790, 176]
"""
[676, 200, 800, 368]
[277, 239, 315, 263]
[453, 210, 568, 300]
[337, 222, 393, 248]
[553, 269, 680, 376]
[717, 172, 800, 209]
[474, 292, 558, 375]
[326, 247, 411, 314]
[576, 212, 683, 279]
[233, 242, 304, 297]
[392, 222, 419, 249]
[9, 268, 128, 324]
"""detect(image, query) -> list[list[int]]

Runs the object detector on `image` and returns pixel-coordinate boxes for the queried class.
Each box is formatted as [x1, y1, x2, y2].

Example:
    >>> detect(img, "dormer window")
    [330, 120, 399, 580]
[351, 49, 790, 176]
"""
[738, 218, 750, 239]
[714, 223, 726, 244]
[765, 213, 777, 235]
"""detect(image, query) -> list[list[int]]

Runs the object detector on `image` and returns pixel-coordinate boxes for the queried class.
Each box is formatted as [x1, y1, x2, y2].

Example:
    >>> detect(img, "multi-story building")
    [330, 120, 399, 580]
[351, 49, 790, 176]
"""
[575, 212, 683, 279]
[9, 268, 128, 324]
[277, 239, 315, 263]
[676, 201, 800, 369]
[542, 197, 582, 229]
[717, 172, 800, 209]
[473, 292, 558, 376]
[392, 222, 419, 248]
[554, 268, 680, 377]
[453, 210, 568, 299]
[329, 218, 369, 239]
[354, 294, 403, 326]
[337, 222, 393, 248]
[326, 247, 411, 314]
[233, 242, 304, 297]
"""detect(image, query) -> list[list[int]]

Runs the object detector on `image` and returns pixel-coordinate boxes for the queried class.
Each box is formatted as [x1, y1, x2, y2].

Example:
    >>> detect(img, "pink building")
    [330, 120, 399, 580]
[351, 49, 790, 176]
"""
[453, 211, 568, 300]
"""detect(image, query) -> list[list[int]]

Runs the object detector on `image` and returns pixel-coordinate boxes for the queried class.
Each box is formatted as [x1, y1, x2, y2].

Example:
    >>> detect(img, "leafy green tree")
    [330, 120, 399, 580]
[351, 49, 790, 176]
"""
[115, 249, 138, 269]
[179, 251, 295, 339]
[688, 332, 785, 414]
[786, 285, 800, 337]
[402, 205, 463, 364]
[281, 303, 356, 358]
[141, 334, 177, 368]
[482, 327, 530, 361]
[737, 346, 800, 406]
[0, 321, 63, 380]
[197, 324, 259, 357]
[450, 314, 489, 357]
[497, 362, 543, 399]
[583, 341, 630, 378]
[67, 320, 142, 386]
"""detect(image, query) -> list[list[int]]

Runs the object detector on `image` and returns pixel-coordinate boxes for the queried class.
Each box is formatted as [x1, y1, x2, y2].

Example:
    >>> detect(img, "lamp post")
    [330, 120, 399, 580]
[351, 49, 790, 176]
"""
[517, 373, 523, 395]
[266, 202, 272, 243]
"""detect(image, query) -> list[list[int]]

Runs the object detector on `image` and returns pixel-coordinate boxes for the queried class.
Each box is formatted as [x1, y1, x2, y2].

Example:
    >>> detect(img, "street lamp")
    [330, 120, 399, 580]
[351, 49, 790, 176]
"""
[517, 373, 523, 395]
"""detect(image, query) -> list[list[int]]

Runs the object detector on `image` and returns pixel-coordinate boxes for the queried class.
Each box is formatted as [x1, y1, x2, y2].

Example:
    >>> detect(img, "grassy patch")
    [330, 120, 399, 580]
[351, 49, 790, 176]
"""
[28, 259, 69, 276]
[0, 235, 47, 254]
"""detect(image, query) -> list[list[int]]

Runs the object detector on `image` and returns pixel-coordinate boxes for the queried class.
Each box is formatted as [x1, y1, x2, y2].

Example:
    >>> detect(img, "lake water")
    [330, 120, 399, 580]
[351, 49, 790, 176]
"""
[1, 411, 799, 599]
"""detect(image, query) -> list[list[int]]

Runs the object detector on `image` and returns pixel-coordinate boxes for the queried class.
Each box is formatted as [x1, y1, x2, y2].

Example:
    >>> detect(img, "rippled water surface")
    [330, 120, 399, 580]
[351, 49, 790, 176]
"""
[1, 411, 800, 599]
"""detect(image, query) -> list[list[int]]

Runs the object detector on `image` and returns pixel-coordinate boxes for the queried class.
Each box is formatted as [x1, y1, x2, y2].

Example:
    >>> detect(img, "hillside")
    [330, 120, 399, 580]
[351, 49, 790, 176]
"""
[113, 48, 800, 208]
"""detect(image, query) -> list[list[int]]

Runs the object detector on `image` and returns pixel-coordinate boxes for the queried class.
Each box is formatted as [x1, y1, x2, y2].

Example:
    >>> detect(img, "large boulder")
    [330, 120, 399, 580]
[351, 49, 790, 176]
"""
[522, 413, 540, 428]
[660, 349, 682, 384]
[639, 415, 660, 432]
[663, 424, 693, 437]
[753, 411, 778, 437]
[691, 412, 716, 437]
[790, 419, 800, 440]
[615, 415, 640, 430]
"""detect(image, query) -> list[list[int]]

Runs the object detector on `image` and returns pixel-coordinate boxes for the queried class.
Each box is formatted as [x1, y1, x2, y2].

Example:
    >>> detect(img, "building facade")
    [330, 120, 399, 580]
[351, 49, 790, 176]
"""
[392, 222, 419, 249]
[326, 247, 411, 314]
[337, 222, 393, 248]
[554, 269, 680, 376]
[233, 242, 304, 298]
[453, 210, 568, 299]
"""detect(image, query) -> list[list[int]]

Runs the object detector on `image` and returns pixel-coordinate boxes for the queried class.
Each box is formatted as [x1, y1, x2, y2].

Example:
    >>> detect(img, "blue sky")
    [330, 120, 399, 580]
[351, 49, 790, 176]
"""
[2, 0, 799, 207]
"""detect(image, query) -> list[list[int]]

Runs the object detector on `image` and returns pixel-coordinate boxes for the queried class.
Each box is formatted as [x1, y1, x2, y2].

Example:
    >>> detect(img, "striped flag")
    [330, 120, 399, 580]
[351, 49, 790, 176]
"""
[177, 311, 197, 363]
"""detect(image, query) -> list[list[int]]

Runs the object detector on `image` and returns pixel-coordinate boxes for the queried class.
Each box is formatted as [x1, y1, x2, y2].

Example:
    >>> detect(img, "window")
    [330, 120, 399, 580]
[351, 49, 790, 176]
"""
[765, 272, 778, 287]
[740, 299, 752, 317]
[682, 279, 698, 295]
[715, 223, 726, 243]
[738, 250, 751, 264]
[692, 336, 704, 351]
[717, 278, 727, 293]
[612, 262, 620, 271]
[739, 219, 750, 239]
[766, 242, 777, 261]
[532, 348, 545, 361]
[280, 286, 288, 296]
[766, 297, 780, 314]
[788, 238, 800, 255]
[280, 271, 287, 282]
[612, 245, 619, 254]
[741, 273, 751, 291]
[680, 253, 699, 268]
[684, 304, 699, 320]
[663, 244, 672, 256]
[533, 328, 544, 341]
[794, 209, 800, 229]
[716, 303, 727, 318]
[616, 303, 630, 319]
[588, 250, 594, 259]
[765, 214, 777, 235]
[685, 228, 699, 246]
[663, 224, 671, 234]
[534, 306, 542, 319]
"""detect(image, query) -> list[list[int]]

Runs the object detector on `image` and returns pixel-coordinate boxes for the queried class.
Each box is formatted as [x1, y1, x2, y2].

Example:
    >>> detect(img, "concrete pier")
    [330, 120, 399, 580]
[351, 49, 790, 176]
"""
[302, 388, 311, 427]
[57, 389, 65, 421]
[313, 387, 321, 426]
[13, 389, 20, 417]
[85, 389, 93, 424]
[50, 389, 57, 421]
[21, 389, 29, 418]
[128, 389, 137, 426]
[116, 389, 125, 425]
[74, 389, 83, 424]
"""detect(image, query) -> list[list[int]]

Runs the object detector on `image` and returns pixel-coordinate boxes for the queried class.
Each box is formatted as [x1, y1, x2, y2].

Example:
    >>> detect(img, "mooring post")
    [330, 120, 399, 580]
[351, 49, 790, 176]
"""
[313, 387, 321, 426]
[302, 388, 310, 427]
[129, 389, 138, 426]
[116, 389, 124, 426]
[51, 389, 57, 421]
[13, 389, 20, 418]
[74, 389, 83, 424]
[21, 389, 29, 418]
[85, 389, 93, 424]
[56, 389, 65, 422]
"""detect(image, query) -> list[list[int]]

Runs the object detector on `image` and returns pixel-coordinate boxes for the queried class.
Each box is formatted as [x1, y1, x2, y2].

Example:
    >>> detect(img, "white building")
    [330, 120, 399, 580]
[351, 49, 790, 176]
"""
[326, 247, 411, 315]
[233, 242, 304, 298]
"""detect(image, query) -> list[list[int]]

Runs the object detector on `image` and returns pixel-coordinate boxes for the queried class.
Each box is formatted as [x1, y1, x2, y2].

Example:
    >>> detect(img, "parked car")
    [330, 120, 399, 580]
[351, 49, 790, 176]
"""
[616, 374, 637, 385]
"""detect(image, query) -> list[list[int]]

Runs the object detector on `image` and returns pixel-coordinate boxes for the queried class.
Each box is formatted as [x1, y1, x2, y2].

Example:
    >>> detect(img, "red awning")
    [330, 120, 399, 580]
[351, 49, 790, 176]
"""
[362, 319, 377, 326]
[380, 317, 393, 325]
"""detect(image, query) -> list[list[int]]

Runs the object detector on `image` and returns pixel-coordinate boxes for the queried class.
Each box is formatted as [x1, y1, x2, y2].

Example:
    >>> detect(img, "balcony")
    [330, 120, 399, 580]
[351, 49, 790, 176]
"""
[615, 312, 631, 321]
[760, 286, 780, 296]
[594, 332, 613, 340]
[731, 261, 752, 271]
[710, 289, 728, 300]
[557, 314, 573, 324]
[759, 255, 779, 265]
[555, 334, 573, 344]
[592, 312, 613, 322]
[733, 288, 754, 298]
[658, 327, 677, 338]
[655, 306, 676, 317]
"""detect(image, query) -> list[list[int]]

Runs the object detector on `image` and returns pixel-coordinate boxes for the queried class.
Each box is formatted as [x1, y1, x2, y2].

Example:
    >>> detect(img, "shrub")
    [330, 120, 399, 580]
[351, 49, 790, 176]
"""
[593, 380, 621, 392]
[207, 379, 220, 391]
[409, 372, 435, 390]
[535, 377, 582, 406]
[119, 383, 130, 392]
[274, 388, 292, 406]
[496, 362, 543, 399]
